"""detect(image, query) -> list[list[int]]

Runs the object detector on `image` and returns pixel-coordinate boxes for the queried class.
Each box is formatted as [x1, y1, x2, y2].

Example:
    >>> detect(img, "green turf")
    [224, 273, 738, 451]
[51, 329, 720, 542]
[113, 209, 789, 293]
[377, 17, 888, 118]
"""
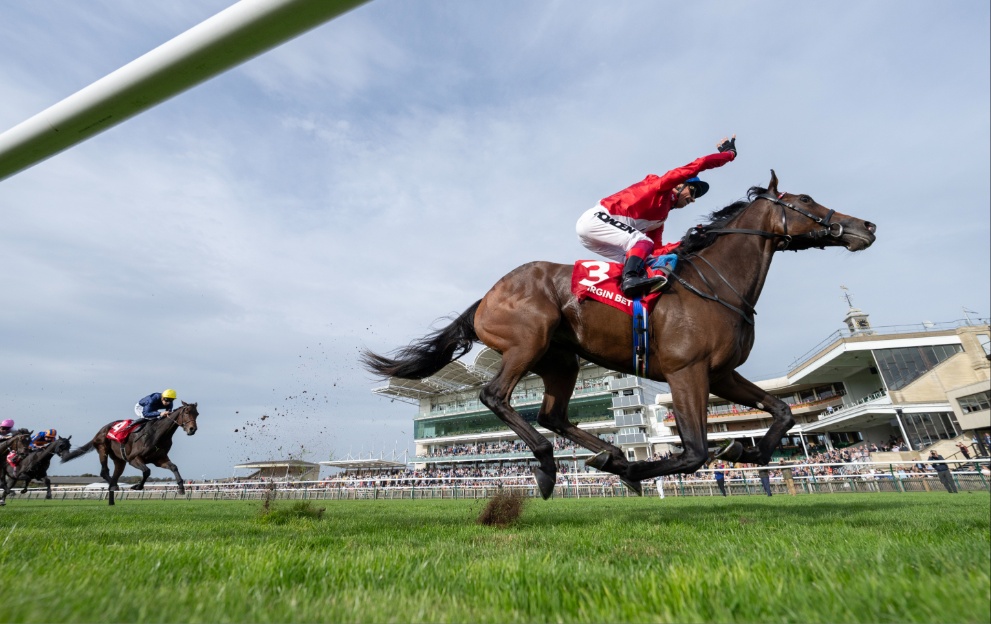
[0, 493, 988, 623]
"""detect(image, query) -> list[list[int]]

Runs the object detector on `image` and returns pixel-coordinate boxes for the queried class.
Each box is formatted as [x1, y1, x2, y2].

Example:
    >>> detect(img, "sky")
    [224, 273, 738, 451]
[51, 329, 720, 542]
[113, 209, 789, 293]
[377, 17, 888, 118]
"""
[1, 1, 988, 479]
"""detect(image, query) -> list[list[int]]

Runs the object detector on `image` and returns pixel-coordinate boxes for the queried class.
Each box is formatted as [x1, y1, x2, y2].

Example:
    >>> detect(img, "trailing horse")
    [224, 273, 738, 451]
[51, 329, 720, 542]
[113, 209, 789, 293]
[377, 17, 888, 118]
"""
[1, 435, 73, 505]
[363, 171, 876, 499]
[63, 401, 199, 505]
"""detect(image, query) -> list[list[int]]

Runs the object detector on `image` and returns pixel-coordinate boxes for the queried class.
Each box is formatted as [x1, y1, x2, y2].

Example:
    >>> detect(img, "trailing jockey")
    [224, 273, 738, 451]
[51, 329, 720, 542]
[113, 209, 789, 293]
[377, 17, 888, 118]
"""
[135, 388, 177, 421]
[575, 135, 738, 298]
[0, 419, 15, 442]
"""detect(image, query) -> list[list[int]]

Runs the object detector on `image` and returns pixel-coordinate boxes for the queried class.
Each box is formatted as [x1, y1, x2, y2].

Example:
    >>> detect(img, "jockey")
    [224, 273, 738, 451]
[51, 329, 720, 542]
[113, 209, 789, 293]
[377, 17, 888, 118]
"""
[29, 429, 57, 450]
[0, 419, 14, 441]
[576, 135, 738, 298]
[135, 388, 177, 420]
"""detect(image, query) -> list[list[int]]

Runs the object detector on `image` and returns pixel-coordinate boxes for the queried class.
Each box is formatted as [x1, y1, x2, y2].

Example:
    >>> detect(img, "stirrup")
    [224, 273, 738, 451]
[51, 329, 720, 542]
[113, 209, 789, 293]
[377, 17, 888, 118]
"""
[621, 274, 665, 299]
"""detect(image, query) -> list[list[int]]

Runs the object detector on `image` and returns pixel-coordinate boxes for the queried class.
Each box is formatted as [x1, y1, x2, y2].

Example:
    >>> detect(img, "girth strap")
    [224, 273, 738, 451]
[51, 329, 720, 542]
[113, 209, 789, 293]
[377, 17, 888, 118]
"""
[632, 299, 649, 376]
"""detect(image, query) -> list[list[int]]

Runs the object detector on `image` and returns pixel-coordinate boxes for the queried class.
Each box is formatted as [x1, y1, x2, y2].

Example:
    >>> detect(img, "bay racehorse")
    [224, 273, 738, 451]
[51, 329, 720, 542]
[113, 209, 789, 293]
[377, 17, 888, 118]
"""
[63, 402, 198, 504]
[363, 171, 876, 499]
[1, 435, 73, 504]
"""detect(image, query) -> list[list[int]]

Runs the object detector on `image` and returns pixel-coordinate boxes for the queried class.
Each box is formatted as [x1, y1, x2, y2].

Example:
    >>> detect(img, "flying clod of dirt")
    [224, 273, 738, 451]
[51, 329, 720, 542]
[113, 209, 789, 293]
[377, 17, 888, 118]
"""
[477, 490, 527, 527]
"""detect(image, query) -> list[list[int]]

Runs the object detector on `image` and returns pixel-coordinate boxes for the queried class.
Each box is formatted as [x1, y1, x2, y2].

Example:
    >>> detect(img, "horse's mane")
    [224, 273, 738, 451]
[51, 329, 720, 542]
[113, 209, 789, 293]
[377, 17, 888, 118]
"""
[677, 185, 768, 255]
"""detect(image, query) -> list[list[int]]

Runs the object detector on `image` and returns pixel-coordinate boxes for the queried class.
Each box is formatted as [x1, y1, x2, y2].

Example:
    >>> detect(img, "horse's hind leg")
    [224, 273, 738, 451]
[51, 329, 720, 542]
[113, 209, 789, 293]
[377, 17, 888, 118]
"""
[478, 359, 558, 499]
[97, 443, 113, 486]
[108, 454, 127, 492]
[710, 371, 794, 465]
[475, 291, 563, 499]
[531, 347, 638, 492]
[155, 458, 185, 495]
[625, 365, 712, 481]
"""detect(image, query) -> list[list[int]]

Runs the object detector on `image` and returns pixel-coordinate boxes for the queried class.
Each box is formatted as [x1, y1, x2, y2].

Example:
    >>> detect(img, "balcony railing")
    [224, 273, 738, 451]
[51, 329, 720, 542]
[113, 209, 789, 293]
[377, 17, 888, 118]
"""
[817, 390, 889, 421]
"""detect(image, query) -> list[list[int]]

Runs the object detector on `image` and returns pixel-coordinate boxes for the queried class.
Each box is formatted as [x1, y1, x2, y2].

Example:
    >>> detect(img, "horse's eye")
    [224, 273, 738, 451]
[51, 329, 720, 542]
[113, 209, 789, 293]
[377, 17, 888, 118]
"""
[799, 195, 813, 203]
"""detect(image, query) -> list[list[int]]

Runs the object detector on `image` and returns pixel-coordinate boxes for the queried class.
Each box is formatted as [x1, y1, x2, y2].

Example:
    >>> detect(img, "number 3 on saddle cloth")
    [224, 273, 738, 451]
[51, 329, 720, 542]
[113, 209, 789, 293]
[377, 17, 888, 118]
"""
[106, 420, 144, 444]
[571, 255, 677, 377]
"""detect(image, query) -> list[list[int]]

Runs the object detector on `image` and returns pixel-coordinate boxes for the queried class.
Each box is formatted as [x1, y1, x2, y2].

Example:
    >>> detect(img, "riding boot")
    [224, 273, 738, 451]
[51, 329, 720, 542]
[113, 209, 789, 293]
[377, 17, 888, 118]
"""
[620, 255, 666, 299]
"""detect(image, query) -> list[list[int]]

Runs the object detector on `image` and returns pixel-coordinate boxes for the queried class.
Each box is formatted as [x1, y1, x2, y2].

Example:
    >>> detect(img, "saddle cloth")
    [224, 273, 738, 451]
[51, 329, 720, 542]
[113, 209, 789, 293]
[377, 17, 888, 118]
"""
[106, 419, 142, 443]
[571, 259, 667, 315]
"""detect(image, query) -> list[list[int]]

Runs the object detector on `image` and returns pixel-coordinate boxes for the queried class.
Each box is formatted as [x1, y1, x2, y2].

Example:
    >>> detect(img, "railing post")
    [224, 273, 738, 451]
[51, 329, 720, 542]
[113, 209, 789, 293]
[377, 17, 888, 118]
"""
[889, 464, 904, 493]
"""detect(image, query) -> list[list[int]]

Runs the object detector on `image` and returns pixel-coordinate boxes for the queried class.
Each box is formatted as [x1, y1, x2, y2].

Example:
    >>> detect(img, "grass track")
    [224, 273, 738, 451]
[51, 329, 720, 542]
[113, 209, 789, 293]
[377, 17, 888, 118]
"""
[1, 493, 988, 623]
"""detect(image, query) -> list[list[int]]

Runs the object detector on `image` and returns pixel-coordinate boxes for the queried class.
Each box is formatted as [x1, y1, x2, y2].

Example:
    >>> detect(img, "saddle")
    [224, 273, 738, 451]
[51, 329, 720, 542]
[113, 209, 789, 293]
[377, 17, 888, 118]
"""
[106, 420, 145, 444]
[571, 255, 677, 376]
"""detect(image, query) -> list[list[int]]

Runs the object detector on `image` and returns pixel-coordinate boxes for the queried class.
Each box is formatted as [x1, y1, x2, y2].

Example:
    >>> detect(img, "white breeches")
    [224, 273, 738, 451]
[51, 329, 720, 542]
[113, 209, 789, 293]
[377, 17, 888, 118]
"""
[575, 205, 655, 262]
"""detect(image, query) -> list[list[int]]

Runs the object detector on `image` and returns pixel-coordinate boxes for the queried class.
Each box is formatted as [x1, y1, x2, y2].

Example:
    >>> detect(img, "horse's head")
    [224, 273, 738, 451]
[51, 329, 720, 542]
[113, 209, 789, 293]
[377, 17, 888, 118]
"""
[176, 401, 199, 436]
[759, 170, 876, 252]
[53, 436, 72, 459]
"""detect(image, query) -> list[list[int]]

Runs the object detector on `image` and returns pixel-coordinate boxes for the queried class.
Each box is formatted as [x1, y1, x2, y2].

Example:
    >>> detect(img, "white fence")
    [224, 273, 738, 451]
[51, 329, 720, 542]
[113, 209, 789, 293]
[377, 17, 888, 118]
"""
[11, 459, 989, 502]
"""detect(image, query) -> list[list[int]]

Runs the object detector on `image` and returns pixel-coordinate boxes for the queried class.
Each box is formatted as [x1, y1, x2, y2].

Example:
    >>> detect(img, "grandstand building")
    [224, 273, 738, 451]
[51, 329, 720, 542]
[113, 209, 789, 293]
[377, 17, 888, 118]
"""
[372, 305, 990, 468]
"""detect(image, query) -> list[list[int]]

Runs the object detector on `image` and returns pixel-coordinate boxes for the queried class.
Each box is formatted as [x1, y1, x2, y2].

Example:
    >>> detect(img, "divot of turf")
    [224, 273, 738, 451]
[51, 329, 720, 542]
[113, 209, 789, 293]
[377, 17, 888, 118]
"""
[477, 489, 526, 527]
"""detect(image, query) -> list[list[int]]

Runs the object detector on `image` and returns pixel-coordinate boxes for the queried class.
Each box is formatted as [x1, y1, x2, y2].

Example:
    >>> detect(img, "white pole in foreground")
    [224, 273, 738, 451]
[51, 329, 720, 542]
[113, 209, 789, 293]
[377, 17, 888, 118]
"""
[0, 0, 370, 182]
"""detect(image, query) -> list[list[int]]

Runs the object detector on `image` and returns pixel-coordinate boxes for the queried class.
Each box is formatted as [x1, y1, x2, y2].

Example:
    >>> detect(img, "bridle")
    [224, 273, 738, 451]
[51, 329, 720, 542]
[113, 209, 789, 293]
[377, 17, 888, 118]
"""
[161, 405, 196, 431]
[705, 192, 844, 251]
[671, 193, 845, 324]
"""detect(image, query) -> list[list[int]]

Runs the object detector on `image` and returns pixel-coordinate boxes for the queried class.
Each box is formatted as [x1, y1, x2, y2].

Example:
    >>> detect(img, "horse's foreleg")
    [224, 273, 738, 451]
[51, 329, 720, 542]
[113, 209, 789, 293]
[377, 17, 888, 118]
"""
[44, 477, 52, 499]
[130, 458, 151, 491]
[710, 371, 793, 465]
[626, 366, 711, 481]
[156, 458, 185, 495]
[531, 348, 636, 490]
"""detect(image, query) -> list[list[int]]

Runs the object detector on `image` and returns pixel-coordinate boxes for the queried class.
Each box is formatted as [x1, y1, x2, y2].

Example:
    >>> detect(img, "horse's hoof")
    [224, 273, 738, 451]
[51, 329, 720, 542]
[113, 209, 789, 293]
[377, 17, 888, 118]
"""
[585, 450, 612, 470]
[620, 478, 643, 496]
[715, 440, 744, 462]
[532, 467, 555, 500]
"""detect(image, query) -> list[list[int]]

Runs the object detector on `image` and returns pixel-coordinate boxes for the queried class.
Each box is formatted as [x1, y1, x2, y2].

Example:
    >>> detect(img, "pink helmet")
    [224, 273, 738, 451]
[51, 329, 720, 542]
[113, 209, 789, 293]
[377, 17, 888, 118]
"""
[0, 419, 13, 428]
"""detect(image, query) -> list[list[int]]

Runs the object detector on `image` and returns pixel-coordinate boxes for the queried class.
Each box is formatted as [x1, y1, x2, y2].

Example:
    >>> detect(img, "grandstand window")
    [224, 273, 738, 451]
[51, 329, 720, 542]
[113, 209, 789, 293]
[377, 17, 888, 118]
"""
[901, 411, 960, 448]
[873, 344, 963, 390]
[958, 391, 990, 414]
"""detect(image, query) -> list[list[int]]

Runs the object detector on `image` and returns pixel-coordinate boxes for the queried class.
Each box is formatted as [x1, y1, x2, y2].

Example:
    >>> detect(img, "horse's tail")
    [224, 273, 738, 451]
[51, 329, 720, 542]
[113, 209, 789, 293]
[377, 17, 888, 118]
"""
[61, 441, 95, 463]
[361, 300, 481, 379]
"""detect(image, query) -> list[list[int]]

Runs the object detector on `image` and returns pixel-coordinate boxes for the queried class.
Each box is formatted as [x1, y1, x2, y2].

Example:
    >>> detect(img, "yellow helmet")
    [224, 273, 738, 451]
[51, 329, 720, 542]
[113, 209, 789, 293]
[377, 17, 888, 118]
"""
[162, 389, 177, 399]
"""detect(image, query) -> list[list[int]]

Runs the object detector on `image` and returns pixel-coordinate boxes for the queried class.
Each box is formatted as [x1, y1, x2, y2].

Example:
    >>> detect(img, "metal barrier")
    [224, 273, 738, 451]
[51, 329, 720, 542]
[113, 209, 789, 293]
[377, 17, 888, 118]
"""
[11, 459, 989, 501]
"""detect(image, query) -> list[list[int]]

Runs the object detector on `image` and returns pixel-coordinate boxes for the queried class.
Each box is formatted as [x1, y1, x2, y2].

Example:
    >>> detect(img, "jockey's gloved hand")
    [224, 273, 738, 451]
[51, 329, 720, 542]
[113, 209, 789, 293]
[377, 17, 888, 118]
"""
[718, 136, 737, 156]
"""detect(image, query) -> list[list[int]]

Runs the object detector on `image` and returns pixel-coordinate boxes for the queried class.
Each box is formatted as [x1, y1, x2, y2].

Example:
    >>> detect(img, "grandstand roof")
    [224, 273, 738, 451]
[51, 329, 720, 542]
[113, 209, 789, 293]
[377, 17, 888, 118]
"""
[233, 460, 320, 470]
[320, 458, 408, 472]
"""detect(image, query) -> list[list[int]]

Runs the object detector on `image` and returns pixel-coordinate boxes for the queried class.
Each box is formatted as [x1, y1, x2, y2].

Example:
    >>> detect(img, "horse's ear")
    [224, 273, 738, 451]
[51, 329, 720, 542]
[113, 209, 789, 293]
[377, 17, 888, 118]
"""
[181, 400, 188, 406]
[767, 169, 779, 195]
[67, 435, 72, 441]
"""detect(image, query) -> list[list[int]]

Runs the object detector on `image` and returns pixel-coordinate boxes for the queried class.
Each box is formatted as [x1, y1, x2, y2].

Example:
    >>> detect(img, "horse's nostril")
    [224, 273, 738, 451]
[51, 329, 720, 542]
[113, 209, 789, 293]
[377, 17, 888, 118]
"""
[865, 221, 877, 233]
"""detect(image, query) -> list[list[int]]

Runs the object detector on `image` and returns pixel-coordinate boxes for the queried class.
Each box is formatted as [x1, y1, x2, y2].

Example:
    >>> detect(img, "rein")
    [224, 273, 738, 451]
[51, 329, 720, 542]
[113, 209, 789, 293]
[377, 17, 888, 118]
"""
[705, 193, 843, 250]
[673, 193, 843, 323]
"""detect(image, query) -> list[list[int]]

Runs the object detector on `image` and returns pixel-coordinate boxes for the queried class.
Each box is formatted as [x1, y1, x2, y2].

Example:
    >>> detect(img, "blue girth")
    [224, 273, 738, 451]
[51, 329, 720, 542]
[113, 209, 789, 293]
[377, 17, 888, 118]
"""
[632, 299, 649, 377]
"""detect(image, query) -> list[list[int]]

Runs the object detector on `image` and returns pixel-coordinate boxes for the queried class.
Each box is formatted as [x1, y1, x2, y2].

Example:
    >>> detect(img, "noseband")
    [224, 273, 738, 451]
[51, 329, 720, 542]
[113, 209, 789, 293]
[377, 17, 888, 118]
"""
[708, 193, 844, 250]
